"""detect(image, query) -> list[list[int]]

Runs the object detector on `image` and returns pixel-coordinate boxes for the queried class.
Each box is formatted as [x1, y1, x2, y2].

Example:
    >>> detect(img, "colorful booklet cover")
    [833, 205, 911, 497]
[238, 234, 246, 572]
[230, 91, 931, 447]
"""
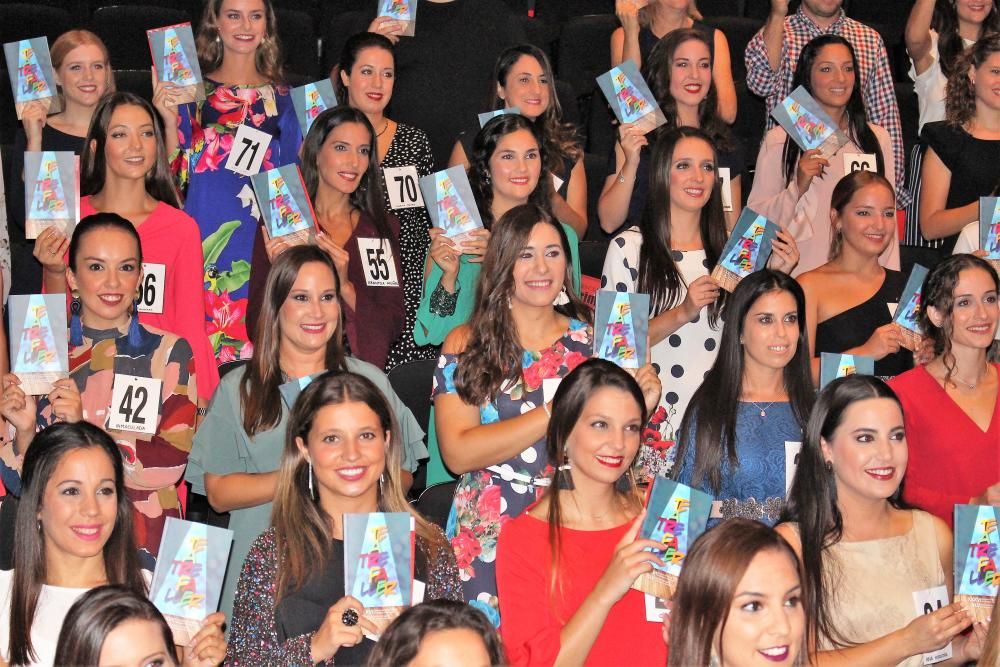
[378, 0, 418, 36]
[8, 294, 68, 395]
[596, 60, 666, 135]
[4, 37, 61, 119]
[770, 86, 850, 159]
[344, 512, 415, 632]
[418, 166, 484, 241]
[250, 164, 319, 246]
[893, 264, 929, 351]
[23, 151, 78, 239]
[819, 352, 875, 388]
[632, 476, 713, 599]
[594, 290, 649, 369]
[980, 197, 1000, 272]
[478, 107, 521, 128]
[291, 79, 338, 137]
[147, 23, 204, 104]
[711, 208, 779, 292]
[953, 504, 999, 623]
[279, 373, 319, 409]
[150, 517, 234, 645]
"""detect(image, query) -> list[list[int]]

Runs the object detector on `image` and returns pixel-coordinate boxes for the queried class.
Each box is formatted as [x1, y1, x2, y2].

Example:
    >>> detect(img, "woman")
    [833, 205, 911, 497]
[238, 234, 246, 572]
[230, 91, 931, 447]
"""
[364, 600, 507, 667]
[335, 31, 439, 369]
[34, 91, 218, 403]
[496, 359, 665, 666]
[248, 106, 405, 371]
[603, 127, 799, 478]
[9, 30, 112, 296]
[668, 518, 807, 666]
[906, 0, 998, 131]
[0, 422, 224, 667]
[599, 28, 744, 234]
[2, 214, 198, 563]
[448, 45, 587, 238]
[610, 0, 736, 122]
[919, 34, 1000, 255]
[674, 270, 814, 528]
[154, 0, 302, 366]
[54, 585, 225, 666]
[185, 245, 425, 625]
[889, 254, 999, 525]
[433, 203, 600, 625]
[226, 371, 462, 665]
[799, 171, 915, 380]
[777, 375, 983, 665]
[748, 34, 898, 276]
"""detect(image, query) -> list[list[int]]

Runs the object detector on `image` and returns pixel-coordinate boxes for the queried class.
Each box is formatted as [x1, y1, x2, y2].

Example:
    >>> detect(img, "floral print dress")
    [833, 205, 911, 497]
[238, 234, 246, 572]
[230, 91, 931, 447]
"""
[172, 79, 302, 364]
[432, 319, 592, 627]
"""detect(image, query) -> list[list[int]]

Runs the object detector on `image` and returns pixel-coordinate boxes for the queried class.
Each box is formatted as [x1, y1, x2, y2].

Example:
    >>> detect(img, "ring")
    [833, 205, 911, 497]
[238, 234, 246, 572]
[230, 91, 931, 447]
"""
[342, 608, 359, 626]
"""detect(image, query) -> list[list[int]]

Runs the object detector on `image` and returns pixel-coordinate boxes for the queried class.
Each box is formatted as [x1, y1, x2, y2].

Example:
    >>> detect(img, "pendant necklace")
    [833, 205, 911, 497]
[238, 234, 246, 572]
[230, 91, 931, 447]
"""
[748, 401, 775, 418]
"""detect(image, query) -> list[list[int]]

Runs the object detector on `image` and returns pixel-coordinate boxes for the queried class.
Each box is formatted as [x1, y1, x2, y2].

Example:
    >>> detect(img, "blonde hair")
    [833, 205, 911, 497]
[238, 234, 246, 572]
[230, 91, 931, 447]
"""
[50, 30, 115, 96]
[195, 0, 285, 84]
[640, 0, 703, 27]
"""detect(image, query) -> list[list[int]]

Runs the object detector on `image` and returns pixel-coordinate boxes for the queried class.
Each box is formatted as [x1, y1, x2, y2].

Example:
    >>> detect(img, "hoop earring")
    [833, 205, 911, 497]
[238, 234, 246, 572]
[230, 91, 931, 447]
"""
[308, 461, 315, 499]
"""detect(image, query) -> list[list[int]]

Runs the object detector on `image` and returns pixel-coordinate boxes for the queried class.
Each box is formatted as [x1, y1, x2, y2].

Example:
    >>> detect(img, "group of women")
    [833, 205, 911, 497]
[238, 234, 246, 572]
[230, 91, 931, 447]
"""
[0, 0, 998, 665]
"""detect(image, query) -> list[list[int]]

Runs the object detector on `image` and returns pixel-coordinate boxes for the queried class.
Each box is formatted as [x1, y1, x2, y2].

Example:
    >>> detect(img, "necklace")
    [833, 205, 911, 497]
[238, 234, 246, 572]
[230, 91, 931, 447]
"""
[748, 401, 775, 418]
[376, 120, 389, 137]
[952, 365, 990, 390]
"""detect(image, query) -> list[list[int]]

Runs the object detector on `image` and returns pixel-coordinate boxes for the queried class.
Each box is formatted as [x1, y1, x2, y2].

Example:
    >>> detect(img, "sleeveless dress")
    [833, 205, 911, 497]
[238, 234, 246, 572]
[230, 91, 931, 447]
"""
[432, 319, 593, 627]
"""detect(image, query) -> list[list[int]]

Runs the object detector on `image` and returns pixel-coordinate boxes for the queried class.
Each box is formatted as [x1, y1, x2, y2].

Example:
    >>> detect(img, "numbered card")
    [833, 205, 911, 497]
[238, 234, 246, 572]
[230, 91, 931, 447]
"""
[594, 290, 649, 369]
[596, 59, 666, 135]
[477, 106, 520, 128]
[108, 375, 162, 435]
[23, 151, 78, 239]
[250, 164, 317, 246]
[136, 262, 166, 314]
[843, 152, 877, 174]
[291, 78, 338, 137]
[552, 173, 565, 194]
[147, 23, 204, 104]
[9, 294, 68, 395]
[980, 197, 1000, 273]
[644, 593, 670, 623]
[357, 237, 400, 287]
[819, 353, 875, 388]
[384, 165, 425, 210]
[418, 166, 484, 241]
[771, 86, 850, 159]
[3, 37, 61, 119]
[542, 377, 562, 404]
[378, 0, 418, 36]
[150, 517, 233, 645]
[225, 124, 272, 176]
[912, 586, 953, 664]
[718, 167, 733, 212]
[344, 512, 415, 633]
[711, 207, 779, 292]
[784, 441, 801, 494]
[893, 264, 929, 351]
[953, 504, 1000, 624]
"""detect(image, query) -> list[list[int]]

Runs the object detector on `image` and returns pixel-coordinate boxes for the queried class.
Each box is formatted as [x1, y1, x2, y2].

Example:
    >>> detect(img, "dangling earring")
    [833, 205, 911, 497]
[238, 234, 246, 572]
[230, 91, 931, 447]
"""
[557, 448, 574, 490]
[507, 294, 512, 309]
[308, 461, 315, 499]
[379, 473, 385, 497]
[552, 285, 569, 306]
[126, 293, 142, 348]
[484, 172, 491, 184]
[615, 467, 634, 493]
[69, 292, 83, 346]
[824, 460, 833, 473]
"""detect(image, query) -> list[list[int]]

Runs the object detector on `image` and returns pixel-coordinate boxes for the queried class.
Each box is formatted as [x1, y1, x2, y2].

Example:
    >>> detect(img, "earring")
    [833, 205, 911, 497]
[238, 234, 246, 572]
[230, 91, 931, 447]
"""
[308, 461, 315, 499]
[507, 295, 512, 309]
[615, 467, 634, 493]
[824, 460, 833, 473]
[552, 286, 569, 306]
[557, 448, 574, 490]
[484, 172, 491, 184]
[126, 296, 143, 347]
[379, 473, 385, 496]
[69, 292, 83, 346]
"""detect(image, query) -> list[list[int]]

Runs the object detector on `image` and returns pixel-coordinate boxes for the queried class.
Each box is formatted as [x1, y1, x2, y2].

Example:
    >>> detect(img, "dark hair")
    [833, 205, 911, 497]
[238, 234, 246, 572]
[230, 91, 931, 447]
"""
[196, 0, 283, 84]
[779, 375, 905, 650]
[782, 35, 885, 186]
[637, 126, 727, 327]
[933, 0, 999, 79]
[675, 270, 815, 492]
[946, 32, 1000, 126]
[668, 518, 808, 667]
[469, 114, 553, 228]
[54, 585, 177, 666]
[241, 245, 347, 435]
[335, 31, 395, 104]
[68, 212, 143, 272]
[80, 91, 181, 208]
[8, 422, 145, 665]
[453, 204, 590, 405]
[300, 105, 392, 242]
[919, 254, 1000, 387]
[828, 171, 896, 259]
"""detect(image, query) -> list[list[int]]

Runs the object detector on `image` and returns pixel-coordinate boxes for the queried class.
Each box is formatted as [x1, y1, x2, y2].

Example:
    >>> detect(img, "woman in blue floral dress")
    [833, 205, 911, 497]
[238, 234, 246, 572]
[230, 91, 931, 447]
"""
[153, 0, 302, 364]
[432, 204, 593, 627]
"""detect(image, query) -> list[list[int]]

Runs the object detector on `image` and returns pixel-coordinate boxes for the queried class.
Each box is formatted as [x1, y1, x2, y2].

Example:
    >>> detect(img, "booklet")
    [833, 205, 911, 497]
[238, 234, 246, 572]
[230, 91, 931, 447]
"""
[770, 86, 850, 159]
[632, 476, 713, 600]
[344, 512, 415, 634]
[150, 517, 234, 645]
[147, 23, 204, 104]
[377, 0, 418, 36]
[23, 151, 78, 239]
[711, 208, 779, 292]
[8, 294, 69, 395]
[419, 166, 484, 242]
[4, 37, 61, 118]
[596, 59, 666, 135]
[980, 197, 1000, 273]
[893, 264, 929, 351]
[251, 164, 319, 246]
[477, 107, 521, 128]
[594, 290, 649, 369]
[290, 78, 338, 137]
[819, 352, 875, 388]
[953, 504, 999, 624]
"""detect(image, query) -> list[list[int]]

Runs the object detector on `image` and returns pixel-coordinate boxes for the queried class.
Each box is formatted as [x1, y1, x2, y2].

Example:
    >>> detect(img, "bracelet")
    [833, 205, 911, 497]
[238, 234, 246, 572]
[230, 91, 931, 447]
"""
[429, 281, 460, 317]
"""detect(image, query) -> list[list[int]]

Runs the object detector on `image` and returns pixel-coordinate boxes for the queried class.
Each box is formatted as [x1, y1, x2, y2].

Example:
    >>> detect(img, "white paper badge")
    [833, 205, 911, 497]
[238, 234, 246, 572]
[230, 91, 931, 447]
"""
[108, 375, 162, 435]
[412, 579, 426, 605]
[542, 377, 562, 404]
[887, 302, 898, 318]
[384, 165, 425, 210]
[552, 173, 565, 193]
[644, 593, 669, 623]
[719, 167, 733, 212]
[357, 238, 399, 287]
[225, 124, 272, 176]
[843, 153, 877, 174]
[912, 586, 953, 664]
[136, 262, 166, 314]
[785, 441, 802, 494]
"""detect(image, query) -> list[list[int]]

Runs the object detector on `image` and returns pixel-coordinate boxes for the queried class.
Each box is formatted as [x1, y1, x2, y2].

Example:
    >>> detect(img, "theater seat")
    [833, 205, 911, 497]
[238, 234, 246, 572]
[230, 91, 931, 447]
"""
[557, 14, 617, 102]
[275, 8, 320, 79]
[91, 6, 192, 71]
[703, 16, 763, 81]
[113, 69, 154, 103]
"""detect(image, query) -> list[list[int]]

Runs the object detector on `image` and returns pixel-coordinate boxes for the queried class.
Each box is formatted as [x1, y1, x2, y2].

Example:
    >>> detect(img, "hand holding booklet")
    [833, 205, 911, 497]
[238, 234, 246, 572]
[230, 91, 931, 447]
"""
[147, 23, 204, 103]
[344, 512, 415, 635]
[596, 60, 666, 135]
[251, 164, 319, 247]
[770, 86, 850, 159]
